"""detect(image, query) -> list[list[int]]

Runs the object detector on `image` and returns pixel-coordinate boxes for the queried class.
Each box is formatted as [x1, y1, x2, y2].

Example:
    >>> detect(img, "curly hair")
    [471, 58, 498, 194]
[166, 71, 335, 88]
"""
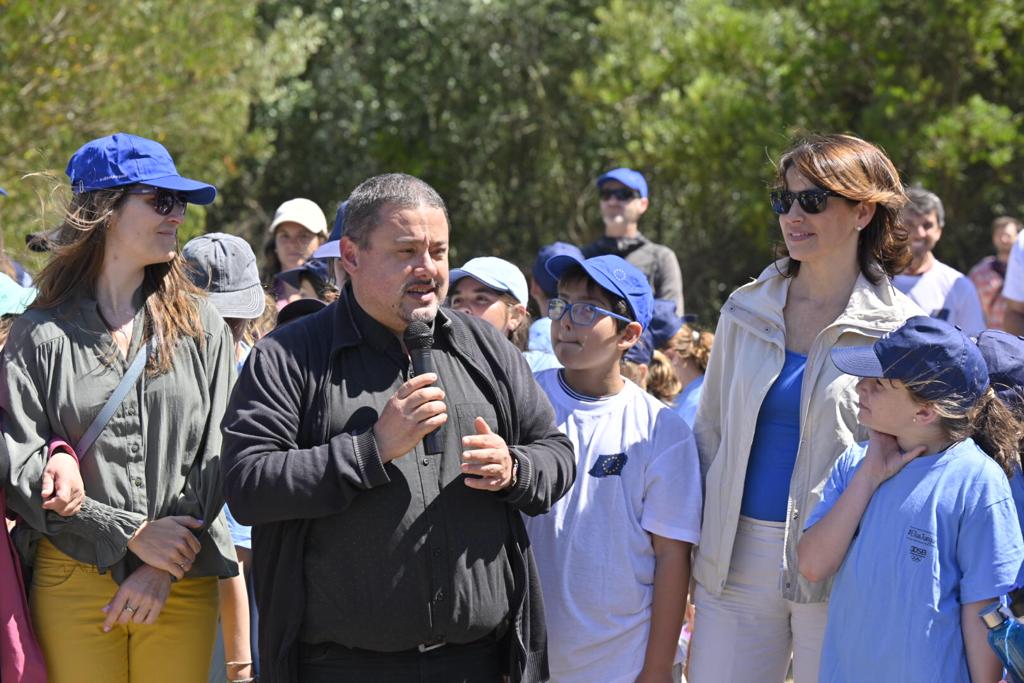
[666, 324, 714, 373]
[775, 133, 911, 284]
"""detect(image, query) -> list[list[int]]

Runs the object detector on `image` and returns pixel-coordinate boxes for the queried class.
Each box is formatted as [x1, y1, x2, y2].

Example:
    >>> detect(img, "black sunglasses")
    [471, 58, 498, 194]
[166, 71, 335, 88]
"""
[599, 187, 639, 202]
[123, 186, 188, 217]
[769, 188, 845, 215]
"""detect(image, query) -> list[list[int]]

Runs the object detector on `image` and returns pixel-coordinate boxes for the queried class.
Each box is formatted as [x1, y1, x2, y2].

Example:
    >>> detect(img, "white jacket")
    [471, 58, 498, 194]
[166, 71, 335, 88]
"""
[693, 260, 922, 603]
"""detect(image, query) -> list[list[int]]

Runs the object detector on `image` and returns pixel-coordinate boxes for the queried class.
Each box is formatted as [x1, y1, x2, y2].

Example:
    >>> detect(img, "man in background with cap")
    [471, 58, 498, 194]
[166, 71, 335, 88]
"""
[582, 167, 685, 315]
[221, 172, 575, 683]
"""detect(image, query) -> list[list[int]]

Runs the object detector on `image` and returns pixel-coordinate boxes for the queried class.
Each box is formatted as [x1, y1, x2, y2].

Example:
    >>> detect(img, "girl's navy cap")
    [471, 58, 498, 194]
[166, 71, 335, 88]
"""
[830, 316, 989, 405]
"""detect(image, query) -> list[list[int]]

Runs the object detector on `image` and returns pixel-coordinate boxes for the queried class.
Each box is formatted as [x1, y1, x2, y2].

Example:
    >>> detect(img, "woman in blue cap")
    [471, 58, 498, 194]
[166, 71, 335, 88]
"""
[0, 133, 240, 683]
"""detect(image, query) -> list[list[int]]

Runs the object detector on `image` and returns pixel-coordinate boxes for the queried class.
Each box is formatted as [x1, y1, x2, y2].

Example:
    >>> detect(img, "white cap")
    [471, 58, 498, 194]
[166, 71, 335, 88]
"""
[449, 257, 529, 304]
[268, 198, 328, 236]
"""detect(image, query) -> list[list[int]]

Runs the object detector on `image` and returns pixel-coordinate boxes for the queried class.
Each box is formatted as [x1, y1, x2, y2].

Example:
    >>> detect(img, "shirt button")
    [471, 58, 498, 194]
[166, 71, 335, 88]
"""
[433, 549, 442, 558]
[435, 591, 445, 602]
[130, 443, 140, 454]
[421, 458, 429, 466]
[134, 477, 143, 488]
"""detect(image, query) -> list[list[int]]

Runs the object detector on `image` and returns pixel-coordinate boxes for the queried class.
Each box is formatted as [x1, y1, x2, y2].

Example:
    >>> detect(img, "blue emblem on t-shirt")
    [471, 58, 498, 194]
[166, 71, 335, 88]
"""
[589, 453, 628, 477]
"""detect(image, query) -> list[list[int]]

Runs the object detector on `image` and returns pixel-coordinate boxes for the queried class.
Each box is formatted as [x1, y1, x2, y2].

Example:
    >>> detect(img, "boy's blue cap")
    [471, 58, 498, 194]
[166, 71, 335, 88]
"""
[312, 200, 348, 259]
[450, 256, 529, 305]
[649, 299, 683, 349]
[275, 259, 330, 292]
[831, 316, 989, 405]
[546, 253, 654, 330]
[66, 133, 216, 205]
[975, 329, 1024, 409]
[596, 167, 648, 198]
[532, 242, 583, 298]
[0, 273, 36, 316]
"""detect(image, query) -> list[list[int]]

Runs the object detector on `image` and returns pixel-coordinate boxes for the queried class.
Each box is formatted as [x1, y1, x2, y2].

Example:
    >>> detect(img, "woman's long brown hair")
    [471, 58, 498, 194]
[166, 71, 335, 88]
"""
[32, 188, 205, 375]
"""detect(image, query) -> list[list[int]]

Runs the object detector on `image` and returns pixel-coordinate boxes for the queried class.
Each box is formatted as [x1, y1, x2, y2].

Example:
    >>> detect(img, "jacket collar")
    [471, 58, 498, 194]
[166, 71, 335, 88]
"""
[330, 284, 457, 356]
[727, 258, 919, 339]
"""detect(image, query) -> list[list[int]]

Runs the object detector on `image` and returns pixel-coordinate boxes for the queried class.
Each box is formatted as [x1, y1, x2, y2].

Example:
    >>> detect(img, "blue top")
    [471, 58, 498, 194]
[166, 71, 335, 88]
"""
[672, 374, 704, 428]
[225, 343, 253, 549]
[526, 317, 561, 373]
[739, 350, 806, 521]
[1009, 463, 1024, 587]
[807, 439, 1024, 683]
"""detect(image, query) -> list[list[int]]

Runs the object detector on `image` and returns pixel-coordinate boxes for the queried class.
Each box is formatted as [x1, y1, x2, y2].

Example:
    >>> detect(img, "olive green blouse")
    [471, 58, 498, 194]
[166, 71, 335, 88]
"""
[1, 291, 238, 583]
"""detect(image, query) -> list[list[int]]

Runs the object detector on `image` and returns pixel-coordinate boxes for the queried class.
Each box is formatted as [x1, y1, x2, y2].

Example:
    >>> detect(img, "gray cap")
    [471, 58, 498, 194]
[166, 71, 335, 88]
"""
[182, 232, 266, 319]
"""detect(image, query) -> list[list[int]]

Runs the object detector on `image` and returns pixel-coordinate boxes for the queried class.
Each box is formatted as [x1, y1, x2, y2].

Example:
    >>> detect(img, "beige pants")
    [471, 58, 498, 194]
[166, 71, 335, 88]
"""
[688, 517, 828, 683]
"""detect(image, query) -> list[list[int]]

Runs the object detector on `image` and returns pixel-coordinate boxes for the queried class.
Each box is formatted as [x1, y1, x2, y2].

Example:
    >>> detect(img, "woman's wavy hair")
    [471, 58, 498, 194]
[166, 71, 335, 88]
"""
[497, 292, 531, 351]
[905, 383, 1023, 478]
[644, 350, 682, 402]
[32, 188, 205, 376]
[774, 133, 911, 284]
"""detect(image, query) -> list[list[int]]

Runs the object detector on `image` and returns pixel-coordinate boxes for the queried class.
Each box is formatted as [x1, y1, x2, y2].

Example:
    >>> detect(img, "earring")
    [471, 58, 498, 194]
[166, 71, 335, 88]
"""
[912, 417, 917, 423]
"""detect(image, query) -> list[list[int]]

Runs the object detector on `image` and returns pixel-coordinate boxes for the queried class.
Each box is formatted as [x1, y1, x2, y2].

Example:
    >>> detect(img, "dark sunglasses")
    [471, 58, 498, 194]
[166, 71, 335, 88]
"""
[599, 188, 639, 202]
[123, 186, 188, 217]
[769, 188, 845, 215]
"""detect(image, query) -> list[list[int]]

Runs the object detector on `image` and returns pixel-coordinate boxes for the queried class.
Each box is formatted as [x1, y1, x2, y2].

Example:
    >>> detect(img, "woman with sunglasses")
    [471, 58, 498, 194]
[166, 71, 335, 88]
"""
[687, 134, 921, 682]
[1, 133, 238, 683]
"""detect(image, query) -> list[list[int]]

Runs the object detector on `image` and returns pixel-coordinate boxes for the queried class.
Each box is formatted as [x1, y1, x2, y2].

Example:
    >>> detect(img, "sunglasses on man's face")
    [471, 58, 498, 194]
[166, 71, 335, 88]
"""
[123, 186, 188, 217]
[769, 188, 845, 215]
[599, 188, 639, 202]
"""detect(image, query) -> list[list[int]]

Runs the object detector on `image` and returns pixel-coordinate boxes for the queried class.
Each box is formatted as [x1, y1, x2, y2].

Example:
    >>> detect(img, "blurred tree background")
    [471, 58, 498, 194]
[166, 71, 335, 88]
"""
[2, 0, 1023, 325]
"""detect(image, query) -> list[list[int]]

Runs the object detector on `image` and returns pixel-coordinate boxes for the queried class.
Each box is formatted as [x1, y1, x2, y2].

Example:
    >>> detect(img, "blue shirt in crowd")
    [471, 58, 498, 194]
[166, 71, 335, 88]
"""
[739, 349, 806, 522]
[672, 374, 704, 428]
[807, 438, 1024, 683]
[526, 317, 561, 373]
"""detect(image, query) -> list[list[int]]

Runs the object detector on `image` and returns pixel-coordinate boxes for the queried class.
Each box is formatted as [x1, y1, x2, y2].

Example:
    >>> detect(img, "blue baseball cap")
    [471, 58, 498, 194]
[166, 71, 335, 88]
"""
[623, 328, 654, 365]
[66, 133, 216, 204]
[532, 242, 583, 298]
[312, 200, 348, 260]
[546, 253, 654, 330]
[596, 167, 648, 198]
[830, 316, 989, 405]
[275, 258, 330, 292]
[975, 329, 1024, 409]
[450, 256, 529, 304]
[649, 299, 683, 349]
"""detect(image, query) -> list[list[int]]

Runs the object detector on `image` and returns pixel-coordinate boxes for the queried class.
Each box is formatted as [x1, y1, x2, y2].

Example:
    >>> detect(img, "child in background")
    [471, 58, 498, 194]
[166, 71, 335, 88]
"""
[973, 328, 1024, 589]
[448, 256, 531, 351]
[619, 300, 685, 405]
[526, 254, 702, 683]
[798, 316, 1024, 683]
[663, 324, 713, 429]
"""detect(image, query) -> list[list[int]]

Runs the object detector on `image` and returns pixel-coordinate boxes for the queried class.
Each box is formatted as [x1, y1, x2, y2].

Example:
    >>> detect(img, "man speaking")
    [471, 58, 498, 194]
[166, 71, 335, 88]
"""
[221, 173, 575, 683]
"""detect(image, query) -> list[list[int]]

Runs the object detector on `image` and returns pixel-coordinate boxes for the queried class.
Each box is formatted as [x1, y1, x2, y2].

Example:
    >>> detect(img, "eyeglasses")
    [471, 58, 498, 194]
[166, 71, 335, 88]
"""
[547, 297, 632, 327]
[123, 186, 188, 217]
[599, 188, 639, 202]
[769, 188, 845, 215]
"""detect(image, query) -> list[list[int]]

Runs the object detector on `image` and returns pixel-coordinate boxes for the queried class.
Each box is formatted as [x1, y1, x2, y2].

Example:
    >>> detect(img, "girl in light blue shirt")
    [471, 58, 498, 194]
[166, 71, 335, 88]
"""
[799, 317, 1024, 683]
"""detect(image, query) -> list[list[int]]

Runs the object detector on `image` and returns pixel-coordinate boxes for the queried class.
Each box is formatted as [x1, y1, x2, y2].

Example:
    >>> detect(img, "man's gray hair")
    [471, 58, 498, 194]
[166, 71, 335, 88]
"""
[905, 187, 945, 227]
[343, 173, 449, 247]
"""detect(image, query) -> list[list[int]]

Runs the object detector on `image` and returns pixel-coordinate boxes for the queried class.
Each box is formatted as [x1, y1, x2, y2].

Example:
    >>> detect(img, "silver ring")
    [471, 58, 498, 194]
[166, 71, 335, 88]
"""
[123, 605, 136, 614]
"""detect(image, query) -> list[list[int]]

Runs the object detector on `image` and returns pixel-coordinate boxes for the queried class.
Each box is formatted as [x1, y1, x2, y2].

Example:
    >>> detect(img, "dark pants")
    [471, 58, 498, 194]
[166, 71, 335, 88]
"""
[297, 639, 503, 683]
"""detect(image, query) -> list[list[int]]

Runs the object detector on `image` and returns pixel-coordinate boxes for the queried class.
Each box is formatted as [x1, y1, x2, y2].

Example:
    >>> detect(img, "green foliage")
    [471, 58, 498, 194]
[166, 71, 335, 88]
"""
[0, 1, 322, 264]
[4, 0, 1024, 327]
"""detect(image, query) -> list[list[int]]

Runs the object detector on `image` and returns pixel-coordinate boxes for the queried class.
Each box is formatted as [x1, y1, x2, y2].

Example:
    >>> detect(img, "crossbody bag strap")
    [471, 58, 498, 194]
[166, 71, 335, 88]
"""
[74, 340, 150, 458]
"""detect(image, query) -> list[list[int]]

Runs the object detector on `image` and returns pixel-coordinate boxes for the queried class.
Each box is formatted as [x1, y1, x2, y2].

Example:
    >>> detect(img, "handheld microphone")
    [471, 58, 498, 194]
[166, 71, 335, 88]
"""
[403, 321, 445, 455]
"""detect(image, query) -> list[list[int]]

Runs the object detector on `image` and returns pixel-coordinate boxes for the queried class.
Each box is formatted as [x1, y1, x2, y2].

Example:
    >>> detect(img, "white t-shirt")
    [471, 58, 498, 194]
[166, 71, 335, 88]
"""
[892, 259, 985, 333]
[525, 370, 703, 683]
[1003, 231, 1024, 303]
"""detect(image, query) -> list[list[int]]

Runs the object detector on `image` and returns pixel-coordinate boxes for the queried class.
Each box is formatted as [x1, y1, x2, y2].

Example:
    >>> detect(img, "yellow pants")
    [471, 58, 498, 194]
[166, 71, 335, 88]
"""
[30, 538, 219, 683]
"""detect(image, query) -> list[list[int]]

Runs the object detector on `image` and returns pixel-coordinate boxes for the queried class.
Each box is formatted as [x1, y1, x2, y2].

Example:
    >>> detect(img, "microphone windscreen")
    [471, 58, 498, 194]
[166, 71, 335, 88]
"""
[403, 321, 434, 350]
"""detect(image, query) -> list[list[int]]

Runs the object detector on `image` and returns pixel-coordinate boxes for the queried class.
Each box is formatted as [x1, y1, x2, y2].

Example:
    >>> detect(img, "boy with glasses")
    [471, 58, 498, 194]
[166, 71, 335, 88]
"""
[525, 253, 701, 683]
[582, 167, 685, 315]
